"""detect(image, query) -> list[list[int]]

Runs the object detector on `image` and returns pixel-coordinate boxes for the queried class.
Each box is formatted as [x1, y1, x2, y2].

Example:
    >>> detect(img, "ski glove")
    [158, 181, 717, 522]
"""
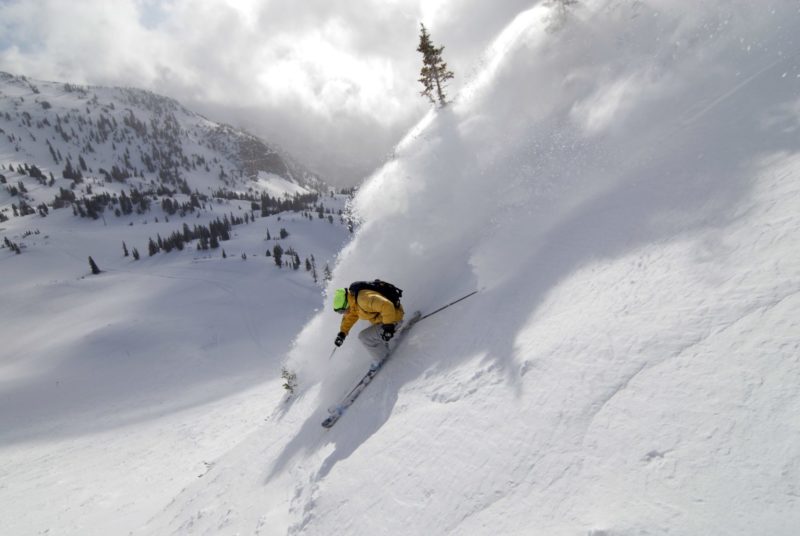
[381, 324, 396, 342]
[334, 332, 346, 347]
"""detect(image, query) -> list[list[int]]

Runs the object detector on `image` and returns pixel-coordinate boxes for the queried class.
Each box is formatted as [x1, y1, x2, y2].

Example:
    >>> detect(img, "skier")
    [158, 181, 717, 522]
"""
[332, 281, 405, 363]
[322, 284, 475, 428]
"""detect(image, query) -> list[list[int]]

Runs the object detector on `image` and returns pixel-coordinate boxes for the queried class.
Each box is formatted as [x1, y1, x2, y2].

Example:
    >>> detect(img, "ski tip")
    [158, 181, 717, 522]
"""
[322, 405, 345, 428]
[321, 416, 338, 428]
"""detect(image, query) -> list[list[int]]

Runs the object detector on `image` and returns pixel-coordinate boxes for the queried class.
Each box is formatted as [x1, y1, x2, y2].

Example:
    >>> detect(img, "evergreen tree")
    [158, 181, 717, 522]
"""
[132, 248, 140, 260]
[88, 256, 101, 274]
[273, 244, 284, 267]
[310, 255, 318, 284]
[281, 367, 297, 394]
[285, 248, 300, 270]
[417, 23, 454, 107]
[122, 241, 129, 257]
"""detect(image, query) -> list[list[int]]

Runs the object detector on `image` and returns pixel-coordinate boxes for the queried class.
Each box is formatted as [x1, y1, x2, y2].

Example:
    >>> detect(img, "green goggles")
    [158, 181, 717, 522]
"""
[332, 288, 348, 312]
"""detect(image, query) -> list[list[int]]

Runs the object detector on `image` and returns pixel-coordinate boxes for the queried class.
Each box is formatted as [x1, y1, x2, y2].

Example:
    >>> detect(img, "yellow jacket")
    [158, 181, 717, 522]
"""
[340, 289, 404, 335]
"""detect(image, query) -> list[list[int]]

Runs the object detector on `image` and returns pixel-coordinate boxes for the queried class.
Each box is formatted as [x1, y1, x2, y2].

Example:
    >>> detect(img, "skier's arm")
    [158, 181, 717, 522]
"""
[339, 308, 360, 335]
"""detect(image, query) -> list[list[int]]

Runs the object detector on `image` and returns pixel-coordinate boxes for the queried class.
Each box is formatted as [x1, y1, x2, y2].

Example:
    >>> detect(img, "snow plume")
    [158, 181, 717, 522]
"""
[289, 0, 800, 391]
[281, 1, 800, 533]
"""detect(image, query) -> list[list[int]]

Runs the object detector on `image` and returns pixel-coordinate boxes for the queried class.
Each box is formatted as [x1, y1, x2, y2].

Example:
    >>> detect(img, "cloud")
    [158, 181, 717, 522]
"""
[0, 0, 535, 185]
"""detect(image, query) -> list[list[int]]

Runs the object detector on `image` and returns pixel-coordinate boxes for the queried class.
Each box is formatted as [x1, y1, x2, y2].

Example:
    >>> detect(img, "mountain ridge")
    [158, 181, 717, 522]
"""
[0, 70, 326, 198]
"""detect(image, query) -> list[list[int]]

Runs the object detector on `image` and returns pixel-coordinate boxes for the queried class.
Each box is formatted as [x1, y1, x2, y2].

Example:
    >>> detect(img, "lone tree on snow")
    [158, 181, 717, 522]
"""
[88, 256, 101, 275]
[417, 23, 454, 107]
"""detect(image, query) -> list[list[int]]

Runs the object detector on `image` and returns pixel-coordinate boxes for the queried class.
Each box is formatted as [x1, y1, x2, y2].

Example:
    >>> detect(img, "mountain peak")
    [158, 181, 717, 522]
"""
[0, 71, 326, 194]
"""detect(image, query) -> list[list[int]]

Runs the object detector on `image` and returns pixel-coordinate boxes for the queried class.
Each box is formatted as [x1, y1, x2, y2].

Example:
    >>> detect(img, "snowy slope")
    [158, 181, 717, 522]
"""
[4, 0, 800, 535]
[0, 81, 352, 534]
[0, 198, 352, 534]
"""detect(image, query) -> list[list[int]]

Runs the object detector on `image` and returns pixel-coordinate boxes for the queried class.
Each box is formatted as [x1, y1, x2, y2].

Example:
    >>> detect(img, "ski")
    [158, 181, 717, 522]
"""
[322, 311, 421, 428]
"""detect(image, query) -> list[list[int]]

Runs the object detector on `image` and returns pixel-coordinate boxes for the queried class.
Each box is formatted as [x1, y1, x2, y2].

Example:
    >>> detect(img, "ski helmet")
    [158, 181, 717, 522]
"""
[333, 288, 348, 312]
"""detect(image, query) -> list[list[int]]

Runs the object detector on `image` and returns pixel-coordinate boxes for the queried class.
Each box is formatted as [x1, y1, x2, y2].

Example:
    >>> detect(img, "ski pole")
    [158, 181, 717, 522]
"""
[419, 290, 478, 322]
[329, 347, 337, 360]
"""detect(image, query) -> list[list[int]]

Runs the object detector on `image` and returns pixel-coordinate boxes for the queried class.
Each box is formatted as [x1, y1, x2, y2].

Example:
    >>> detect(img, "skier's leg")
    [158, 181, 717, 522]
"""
[358, 324, 389, 362]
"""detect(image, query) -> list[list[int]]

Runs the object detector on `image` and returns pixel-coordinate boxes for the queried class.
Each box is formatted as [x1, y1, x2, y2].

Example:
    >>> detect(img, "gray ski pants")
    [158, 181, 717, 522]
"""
[357, 320, 402, 361]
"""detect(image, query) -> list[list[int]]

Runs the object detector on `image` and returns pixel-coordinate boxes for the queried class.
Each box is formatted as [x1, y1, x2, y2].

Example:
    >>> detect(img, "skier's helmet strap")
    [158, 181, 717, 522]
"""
[333, 288, 348, 312]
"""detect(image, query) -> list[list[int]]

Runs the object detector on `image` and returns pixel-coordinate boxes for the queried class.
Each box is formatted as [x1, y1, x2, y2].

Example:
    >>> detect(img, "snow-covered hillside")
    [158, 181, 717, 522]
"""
[4, 0, 800, 535]
[0, 71, 346, 277]
[0, 71, 324, 194]
[0, 73, 353, 534]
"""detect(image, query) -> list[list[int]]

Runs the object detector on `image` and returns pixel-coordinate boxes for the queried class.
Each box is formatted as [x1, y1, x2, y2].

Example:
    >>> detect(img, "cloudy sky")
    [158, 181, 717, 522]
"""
[0, 0, 535, 186]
